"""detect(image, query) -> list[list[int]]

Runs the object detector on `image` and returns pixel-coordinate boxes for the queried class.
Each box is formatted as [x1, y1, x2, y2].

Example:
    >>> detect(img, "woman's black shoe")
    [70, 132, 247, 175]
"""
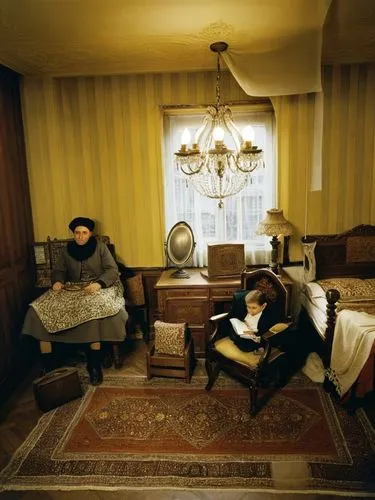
[88, 366, 103, 386]
[87, 348, 103, 385]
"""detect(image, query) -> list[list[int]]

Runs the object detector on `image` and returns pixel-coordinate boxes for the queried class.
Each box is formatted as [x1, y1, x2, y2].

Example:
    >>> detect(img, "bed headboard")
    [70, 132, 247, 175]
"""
[306, 224, 375, 280]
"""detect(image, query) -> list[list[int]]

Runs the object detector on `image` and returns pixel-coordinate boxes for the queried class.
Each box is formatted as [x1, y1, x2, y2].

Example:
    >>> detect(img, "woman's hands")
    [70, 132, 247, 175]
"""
[84, 282, 102, 294]
[52, 281, 64, 291]
[52, 281, 102, 293]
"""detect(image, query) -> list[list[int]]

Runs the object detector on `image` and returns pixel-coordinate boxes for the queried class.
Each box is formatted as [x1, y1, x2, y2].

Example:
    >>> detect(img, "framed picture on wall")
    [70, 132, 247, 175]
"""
[33, 242, 50, 268]
[33, 242, 52, 288]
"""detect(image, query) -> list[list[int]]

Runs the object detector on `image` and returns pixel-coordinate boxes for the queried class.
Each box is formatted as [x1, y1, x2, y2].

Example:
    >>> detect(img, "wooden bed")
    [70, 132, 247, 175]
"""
[301, 224, 375, 400]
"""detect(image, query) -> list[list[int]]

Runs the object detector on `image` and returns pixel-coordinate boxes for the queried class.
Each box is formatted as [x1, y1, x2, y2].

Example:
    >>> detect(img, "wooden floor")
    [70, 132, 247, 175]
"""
[0, 340, 372, 500]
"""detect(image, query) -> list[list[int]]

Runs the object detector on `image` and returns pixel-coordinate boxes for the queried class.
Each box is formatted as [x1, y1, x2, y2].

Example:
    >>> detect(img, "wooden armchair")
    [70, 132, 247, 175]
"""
[205, 268, 292, 415]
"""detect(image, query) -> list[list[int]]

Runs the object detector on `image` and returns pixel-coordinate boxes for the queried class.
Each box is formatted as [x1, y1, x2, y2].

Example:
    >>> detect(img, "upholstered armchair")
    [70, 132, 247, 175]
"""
[205, 268, 292, 415]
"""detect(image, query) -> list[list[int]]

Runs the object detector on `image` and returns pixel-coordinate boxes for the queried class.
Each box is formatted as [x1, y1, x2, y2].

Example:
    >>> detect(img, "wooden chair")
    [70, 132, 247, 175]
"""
[146, 323, 196, 383]
[205, 268, 293, 415]
[121, 270, 149, 343]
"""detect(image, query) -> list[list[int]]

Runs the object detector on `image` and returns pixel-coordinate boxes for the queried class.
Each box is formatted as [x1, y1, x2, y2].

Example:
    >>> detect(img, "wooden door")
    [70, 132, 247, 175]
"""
[0, 66, 35, 401]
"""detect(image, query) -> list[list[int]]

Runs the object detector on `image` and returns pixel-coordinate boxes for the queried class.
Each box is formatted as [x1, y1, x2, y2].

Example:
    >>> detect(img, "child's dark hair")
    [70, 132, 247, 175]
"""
[245, 289, 267, 305]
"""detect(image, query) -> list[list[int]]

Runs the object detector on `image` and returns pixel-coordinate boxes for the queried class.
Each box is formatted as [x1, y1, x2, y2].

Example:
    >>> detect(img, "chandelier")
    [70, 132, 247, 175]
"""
[175, 41, 264, 208]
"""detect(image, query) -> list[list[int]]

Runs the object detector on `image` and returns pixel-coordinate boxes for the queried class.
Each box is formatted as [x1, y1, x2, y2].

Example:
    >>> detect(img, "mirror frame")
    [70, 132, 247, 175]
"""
[165, 221, 195, 279]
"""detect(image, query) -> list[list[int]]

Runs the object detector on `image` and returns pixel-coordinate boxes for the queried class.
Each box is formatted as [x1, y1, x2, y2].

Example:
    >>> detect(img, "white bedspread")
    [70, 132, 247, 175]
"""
[300, 288, 327, 338]
[326, 310, 375, 397]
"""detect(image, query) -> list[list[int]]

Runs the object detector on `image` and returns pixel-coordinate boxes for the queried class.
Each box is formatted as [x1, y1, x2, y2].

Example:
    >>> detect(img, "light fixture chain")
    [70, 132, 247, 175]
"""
[216, 52, 221, 108]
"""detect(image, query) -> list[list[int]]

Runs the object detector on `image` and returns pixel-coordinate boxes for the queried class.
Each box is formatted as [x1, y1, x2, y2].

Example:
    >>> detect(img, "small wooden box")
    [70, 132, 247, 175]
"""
[205, 243, 245, 279]
[146, 337, 196, 383]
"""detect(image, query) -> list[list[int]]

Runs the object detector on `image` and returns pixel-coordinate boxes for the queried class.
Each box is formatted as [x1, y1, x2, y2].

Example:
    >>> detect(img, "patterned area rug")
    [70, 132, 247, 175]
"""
[1, 375, 375, 494]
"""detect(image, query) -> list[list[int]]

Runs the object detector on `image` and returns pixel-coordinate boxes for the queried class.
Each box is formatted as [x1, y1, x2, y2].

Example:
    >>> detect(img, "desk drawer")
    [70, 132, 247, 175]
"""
[165, 289, 209, 299]
[210, 287, 237, 300]
[165, 298, 209, 325]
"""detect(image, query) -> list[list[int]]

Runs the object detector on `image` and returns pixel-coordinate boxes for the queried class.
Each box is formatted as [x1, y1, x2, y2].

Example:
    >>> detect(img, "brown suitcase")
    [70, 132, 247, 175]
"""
[33, 367, 83, 412]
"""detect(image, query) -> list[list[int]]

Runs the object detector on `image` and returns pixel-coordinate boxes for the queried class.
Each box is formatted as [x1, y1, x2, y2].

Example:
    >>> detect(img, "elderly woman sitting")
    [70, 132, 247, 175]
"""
[22, 217, 128, 385]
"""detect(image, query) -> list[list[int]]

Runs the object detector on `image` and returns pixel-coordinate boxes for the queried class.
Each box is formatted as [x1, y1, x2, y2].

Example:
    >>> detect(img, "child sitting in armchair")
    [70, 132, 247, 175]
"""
[229, 289, 282, 353]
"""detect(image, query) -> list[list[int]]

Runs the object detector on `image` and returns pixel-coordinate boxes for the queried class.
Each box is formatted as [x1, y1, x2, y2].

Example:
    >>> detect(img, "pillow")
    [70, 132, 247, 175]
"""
[316, 278, 375, 299]
[126, 273, 145, 306]
[154, 321, 186, 357]
[303, 282, 325, 299]
[214, 337, 260, 368]
[346, 236, 375, 263]
[336, 297, 375, 315]
[301, 239, 317, 282]
[309, 295, 328, 312]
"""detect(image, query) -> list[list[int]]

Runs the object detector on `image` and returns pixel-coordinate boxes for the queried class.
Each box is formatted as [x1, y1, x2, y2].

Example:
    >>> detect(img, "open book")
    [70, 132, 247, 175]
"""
[230, 318, 261, 343]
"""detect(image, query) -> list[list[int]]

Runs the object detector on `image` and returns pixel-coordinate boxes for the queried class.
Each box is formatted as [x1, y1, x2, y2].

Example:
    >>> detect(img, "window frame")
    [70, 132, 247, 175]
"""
[162, 103, 276, 266]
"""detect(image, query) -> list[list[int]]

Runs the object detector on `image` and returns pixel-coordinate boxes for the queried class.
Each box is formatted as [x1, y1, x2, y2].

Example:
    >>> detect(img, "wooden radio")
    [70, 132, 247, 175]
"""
[202, 243, 245, 279]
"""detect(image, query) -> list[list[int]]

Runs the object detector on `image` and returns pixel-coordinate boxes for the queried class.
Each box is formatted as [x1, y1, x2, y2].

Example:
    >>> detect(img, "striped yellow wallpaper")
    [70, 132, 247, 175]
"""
[21, 71, 251, 266]
[272, 64, 375, 261]
[21, 64, 375, 266]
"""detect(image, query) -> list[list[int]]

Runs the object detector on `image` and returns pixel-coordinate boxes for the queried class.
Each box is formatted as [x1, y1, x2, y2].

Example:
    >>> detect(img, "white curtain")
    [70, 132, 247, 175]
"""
[222, 0, 332, 97]
[163, 108, 276, 267]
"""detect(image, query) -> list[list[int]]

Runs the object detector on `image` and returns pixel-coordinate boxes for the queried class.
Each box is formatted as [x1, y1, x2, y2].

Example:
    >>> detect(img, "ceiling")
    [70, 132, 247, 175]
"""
[0, 0, 374, 77]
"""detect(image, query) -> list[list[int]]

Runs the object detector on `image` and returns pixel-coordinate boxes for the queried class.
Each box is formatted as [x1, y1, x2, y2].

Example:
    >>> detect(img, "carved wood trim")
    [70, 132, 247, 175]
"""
[308, 224, 375, 280]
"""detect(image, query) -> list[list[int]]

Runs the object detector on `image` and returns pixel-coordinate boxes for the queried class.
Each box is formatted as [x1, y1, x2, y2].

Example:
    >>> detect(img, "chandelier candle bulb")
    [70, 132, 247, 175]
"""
[213, 126, 225, 141]
[242, 125, 254, 141]
[181, 128, 191, 146]
[242, 125, 254, 149]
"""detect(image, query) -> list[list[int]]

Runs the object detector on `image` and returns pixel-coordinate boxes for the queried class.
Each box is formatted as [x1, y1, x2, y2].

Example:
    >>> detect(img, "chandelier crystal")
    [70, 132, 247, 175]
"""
[175, 41, 264, 208]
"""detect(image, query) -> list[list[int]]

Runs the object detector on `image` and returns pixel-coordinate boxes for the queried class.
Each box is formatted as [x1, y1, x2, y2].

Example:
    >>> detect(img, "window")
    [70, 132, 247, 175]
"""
[163, 106, 276, 266]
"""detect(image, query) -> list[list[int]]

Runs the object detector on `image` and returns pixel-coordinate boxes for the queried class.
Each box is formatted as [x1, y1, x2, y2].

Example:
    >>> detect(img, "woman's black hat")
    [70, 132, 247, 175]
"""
[68, 217, 95, 232]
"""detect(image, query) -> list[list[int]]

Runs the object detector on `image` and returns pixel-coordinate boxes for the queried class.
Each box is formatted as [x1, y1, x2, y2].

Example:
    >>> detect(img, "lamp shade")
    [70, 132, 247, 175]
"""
[256, 209, 293, 237]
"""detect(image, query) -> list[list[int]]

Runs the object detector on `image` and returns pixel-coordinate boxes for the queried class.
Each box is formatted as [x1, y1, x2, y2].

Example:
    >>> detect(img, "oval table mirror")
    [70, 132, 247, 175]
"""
[165, 221, 196, 279]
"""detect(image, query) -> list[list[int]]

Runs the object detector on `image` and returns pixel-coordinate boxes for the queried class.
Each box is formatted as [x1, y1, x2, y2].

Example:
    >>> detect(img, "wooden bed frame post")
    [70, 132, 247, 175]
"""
[324, 289, 340, 367]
